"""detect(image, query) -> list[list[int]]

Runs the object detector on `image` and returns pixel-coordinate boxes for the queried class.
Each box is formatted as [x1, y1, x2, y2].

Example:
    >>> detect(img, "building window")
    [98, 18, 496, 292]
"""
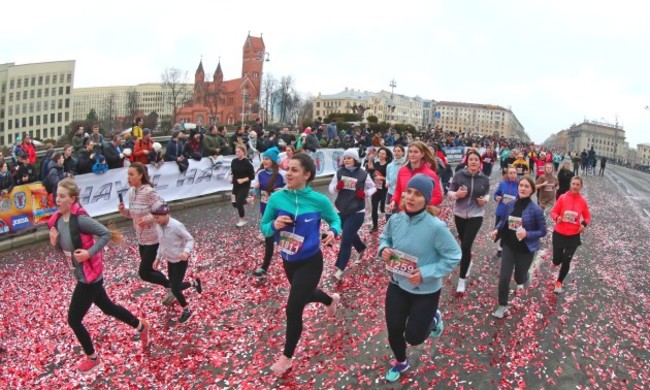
[22, 118, 27, 127]
[43, 129, 47, 138]
[36, 129, 40, 139]
[23, 91, 27, 100]
[17, 79, 21, 88]
[58, 99, 62, 109]
[44, 101, 48, 110]
[36, 116, 41, 125]
[64, 112, 69, 121]
[29, 116, 33, 126]
[10, 79, 15, 89]
[38, 76, 43, 85]
[65, 98, 70, 108]
[43, 114, 48, 124]
[52, 88, 56, 96]
[8, 121, 12, 130]
[58, 126, 63, 136]
[67, 73, 72, 83]
[30, 90, 34, 99]
[50, 113, 55, 123]
[15, 105, 20, 115]
[8, 93, 12, 102]
[45, 75, 50, 84]
[44, 88, 49, 97]
[31, 77, 35, 86]
[37, 89, 41, 98]
[53, 75, 57, 84]
[29, 103, 34, 113]
[66, 86, 70, 95]
[58, 112, 62, 122]
[253, 72, 259, 78]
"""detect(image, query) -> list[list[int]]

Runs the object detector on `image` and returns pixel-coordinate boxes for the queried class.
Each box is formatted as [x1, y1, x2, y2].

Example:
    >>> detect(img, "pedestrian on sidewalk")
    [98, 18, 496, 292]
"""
[448, 150, 490, 293]
[489, 176, 547, 318]
[493, 166, 519, 257]
[230, 144, 255, 227]
[550, 176, 591, 293]
[49, 178, 151, 373]
[118, 163, 173, 305]
[261, 153, 342, 375]
[379, 174, 461, 383]
[251, 147, 286, 277]
[328, 148, 376, 281]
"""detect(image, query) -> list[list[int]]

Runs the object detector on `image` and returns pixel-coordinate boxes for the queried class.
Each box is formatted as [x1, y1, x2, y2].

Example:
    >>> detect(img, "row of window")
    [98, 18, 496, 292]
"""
[7, 86, 71, 101]
[4, 127, 64, 144]
[6, 99, 70, 115]
[5, 112, 69, 131]
[8, 73, 72, 90]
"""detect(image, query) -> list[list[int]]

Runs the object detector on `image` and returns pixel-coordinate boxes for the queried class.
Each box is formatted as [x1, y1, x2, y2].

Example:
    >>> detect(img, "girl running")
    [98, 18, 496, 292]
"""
[535, 163, 559, 211]
[261, 153, 342, 375]
[365, 147, 392, 232]
[118, 163, 172, 304]
[230, 144, 255, 227]
[329, 148, 376, 281]
[49, 178, 150, 373]
[489, 176, 547, 318]
[380, 174, 461, 382]
[550, 176, 591, 293]
[252, 147, 286, 277]
[493, 166, 519, 257]
[385, 145, 405, 220]
[448, 150, 490, 293]
[152, 201, 202, 323]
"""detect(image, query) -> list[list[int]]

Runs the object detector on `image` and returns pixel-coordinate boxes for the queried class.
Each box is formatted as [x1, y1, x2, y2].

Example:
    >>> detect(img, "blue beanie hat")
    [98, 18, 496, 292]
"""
[263, 146, 281, 165]
[407, 174, 434, 205]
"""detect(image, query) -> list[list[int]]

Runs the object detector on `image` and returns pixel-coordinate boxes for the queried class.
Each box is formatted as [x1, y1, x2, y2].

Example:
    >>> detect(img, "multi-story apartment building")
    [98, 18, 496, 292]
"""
[73, 83, 192, 125]
[430, 101, 527, 141]
[0, 61, 75, 144]
[636, 143, 650, 167]
[566, 120, 626, 159]
[312, 88, 424, 127]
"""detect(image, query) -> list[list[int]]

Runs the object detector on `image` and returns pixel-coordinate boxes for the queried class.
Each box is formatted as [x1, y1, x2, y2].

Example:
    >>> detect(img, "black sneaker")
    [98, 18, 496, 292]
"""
[194, 278, 202, 294]
[179, 309, 192, 323]
[253, 268, 267, 277]
[496, 249, 502, 258]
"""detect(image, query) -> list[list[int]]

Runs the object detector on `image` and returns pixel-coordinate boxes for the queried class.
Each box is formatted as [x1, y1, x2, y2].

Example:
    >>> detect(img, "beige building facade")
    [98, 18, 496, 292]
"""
[430, 101, 527, 141]
[566, 120, 626, 160]
[0, 60, 75, 144]
[637, 143, 650, 167]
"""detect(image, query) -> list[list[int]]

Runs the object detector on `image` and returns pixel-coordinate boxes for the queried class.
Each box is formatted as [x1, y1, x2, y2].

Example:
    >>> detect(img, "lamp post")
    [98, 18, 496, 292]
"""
[241, 89, 248, 126]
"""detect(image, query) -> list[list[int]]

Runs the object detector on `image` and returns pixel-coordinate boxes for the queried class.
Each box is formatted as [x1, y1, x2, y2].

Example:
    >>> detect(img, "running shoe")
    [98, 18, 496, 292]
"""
[333, 268, 343, 281]
[430, 310, 444, 338]
[554, 281, 563, 294]
[270, 355, 293, 375]
[179, 309, 192, 324]
[77, 356, 101, 373]
[236, 219, 248, 228]
[456, 278, 466, 293]
[385, 359, 410, 382]
[492, 305, 508, 319]
[194, 278, 202, 293]
[326, 293, 340, 317]
[139, 319, 150, 350]
[253, 268, 267, 277]
[162, 290, 176, 306]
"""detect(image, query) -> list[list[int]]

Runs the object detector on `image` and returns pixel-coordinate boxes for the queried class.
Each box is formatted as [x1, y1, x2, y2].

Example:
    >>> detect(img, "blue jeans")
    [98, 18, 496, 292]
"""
[335, 212, 366, 271]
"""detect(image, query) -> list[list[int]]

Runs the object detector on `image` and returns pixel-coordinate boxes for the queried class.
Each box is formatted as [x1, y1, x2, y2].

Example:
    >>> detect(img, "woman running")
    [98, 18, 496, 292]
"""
[49, 178, 150, 373]
[230, 144, 255, 227]
[365, 146, 392, 232]
[448, 150, 490, 293]
[550, 176, 591, 293]
[481, 145, 497, 177]
[252, 147, 286, 277]
[261, 153, 342, 375]
[535, 162, 559, 211]
[329, 148, 376, 281]
[385, 145, 405, 220]
[152, 200, 202, 324]
[118, 162, 172, 304]
[493, 166, 519, 257]
[380, 174, 461, 382]
[489, 176, 547, 318]
[556, 160, 574, 200]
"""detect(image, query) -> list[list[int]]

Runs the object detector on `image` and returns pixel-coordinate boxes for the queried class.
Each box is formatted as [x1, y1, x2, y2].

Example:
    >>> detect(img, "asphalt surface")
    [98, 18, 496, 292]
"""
[1, 167, 649, 389]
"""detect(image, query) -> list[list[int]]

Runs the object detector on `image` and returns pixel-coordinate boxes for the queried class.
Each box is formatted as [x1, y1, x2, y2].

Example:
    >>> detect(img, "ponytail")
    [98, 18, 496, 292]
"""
[107, 222, 123, 244]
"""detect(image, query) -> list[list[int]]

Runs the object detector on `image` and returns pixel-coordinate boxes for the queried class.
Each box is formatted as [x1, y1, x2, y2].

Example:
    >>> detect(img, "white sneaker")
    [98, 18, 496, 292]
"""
[236, 219, 248, 227]
[333, 268, 343, 281]
[162, 290, 176, 305]
[326, 293, 341, 316]
[492, 305, 508, 319]
[257, 233, 265, 241]
[466, 263, 473, 278]
[456, 278, 466, 293]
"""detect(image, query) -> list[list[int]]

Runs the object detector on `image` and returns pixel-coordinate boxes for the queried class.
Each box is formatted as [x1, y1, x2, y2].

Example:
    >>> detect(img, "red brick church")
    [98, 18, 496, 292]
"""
[176, 33, 266, 126]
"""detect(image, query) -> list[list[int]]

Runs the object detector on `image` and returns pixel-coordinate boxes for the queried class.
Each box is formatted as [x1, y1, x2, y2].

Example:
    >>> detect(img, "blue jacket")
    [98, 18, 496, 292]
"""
[253, 168, 286, 214]
[493, 179, 519, 217]
[165, 139, 184, 162]
[261, 186, 341, 262]
[496, 199, 547, 252]
[385, 157, 404, 195]
[379, 211, 461, 294]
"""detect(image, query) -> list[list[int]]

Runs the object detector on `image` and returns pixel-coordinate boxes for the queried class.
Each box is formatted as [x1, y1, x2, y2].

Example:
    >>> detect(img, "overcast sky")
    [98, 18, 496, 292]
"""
[3, 0, 649, 146]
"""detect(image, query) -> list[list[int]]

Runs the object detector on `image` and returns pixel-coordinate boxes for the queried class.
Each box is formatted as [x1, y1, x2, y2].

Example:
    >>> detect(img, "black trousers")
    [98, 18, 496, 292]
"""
[68, 279, 139, 355]
[454, 216, 483, 278]
[385, 283, 441, 362]
[498, 245, 534, 305]
[232, 185, 250, 218]
[282, 252, 333, 358]
[552, 243, 579, 283]
[138, 244, 170, 288]
[168, 261, 191, 307]
[371, 188, 387, 228]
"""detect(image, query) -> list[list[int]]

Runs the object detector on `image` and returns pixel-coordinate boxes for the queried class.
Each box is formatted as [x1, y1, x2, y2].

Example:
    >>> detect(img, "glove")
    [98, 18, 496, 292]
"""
[336, 180, 345, 191]
[356, 189, 365, 199]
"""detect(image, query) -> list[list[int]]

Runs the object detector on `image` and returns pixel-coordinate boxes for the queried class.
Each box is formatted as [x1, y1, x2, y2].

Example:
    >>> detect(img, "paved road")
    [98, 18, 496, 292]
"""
[606, 164, 650, 222]
[1, 172, 649, 389]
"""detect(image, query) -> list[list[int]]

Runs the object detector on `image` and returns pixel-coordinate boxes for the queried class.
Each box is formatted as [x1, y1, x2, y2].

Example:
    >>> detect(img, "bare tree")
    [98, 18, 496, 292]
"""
[260, 74, 277, 126]
[298, 96, 314, 125]
[126, 88, 140, 123]
[278, 76, 295, 123]
[161, 67, 191, 126]
[101, 92, 117, 133]
[202, 83, 223, 126]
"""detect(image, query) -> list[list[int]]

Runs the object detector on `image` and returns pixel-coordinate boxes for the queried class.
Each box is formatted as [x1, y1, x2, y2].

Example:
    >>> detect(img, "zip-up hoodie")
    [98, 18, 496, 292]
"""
[261, 186, 341, 262]
[378, 210, 461, 294]
[253, 168, 286, 214]
[551, 191, 591, 236]
[385, 157, 405, 195]
[448, 168, 491, 218]
[155, 217, 195, 263]
[493, 178, 519, 217]
[392, 162, 443, 207]
[48, 203, 109, 284]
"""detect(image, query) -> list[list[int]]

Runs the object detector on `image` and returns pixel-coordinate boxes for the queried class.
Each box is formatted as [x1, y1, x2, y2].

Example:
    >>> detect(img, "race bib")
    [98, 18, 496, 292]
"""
[516, 167, 523, 174]
[386, 249, 418, 277]
[502, 194, 516, 204]
[544, 184, 555, 192]
[260, 191, 270, 204]
[374, 178, 384, 189]
[231, 194, 236, 203]
[484, 158, 492, 164]
[508, 216, 523, 231]
[563, 210, 579, 224]
[278, 231, 305, 255]
[341, 176, 358, 190]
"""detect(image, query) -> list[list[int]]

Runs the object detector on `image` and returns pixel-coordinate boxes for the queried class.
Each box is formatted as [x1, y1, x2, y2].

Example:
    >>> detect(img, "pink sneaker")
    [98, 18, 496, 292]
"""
[270, 355, 292, 374]
[326, 293, 341, 317]
[139, 319, 151, 350]
[77, 356, 101, 373]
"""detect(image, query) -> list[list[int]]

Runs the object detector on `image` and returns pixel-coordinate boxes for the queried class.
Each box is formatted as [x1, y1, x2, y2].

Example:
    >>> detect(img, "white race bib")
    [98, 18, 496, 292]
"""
[508, 216, 523, 231]
[260, 191, 270, 204]
[386, 249, 418, 277]
[563, 210, 579, 224]
[341, 176, 358, 190]
[278, 231, 305, 255]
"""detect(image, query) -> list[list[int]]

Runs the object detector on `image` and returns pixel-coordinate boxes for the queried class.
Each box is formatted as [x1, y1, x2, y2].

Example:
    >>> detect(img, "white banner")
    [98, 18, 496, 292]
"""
[75, 149, 347, 217]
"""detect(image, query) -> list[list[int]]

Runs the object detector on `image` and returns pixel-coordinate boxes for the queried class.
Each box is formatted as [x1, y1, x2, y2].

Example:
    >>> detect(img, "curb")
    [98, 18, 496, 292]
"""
[0, 175, 333, 253]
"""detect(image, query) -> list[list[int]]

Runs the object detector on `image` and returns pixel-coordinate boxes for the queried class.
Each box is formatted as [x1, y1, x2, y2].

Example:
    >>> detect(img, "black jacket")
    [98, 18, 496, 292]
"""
[103, 142, 124, 169]
[77, 150, 96, 175]
[15, 163, 37, 184]
[0, 172, 14, 194]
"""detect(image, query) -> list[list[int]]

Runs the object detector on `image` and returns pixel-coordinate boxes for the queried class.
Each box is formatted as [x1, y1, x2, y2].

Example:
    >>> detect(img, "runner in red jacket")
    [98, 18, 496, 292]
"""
[389, 141, 442, 211]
